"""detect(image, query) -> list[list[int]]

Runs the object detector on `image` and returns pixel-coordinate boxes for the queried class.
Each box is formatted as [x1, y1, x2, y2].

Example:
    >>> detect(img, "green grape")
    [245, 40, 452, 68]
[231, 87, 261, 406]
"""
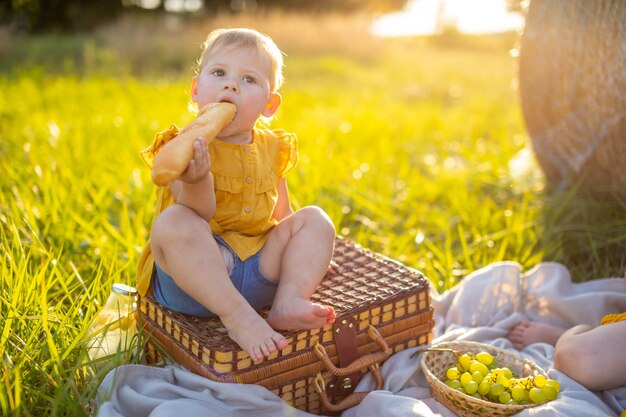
[464, 380, 478, 395]
[460, 372, 473, 386]
[458, 354, 473, 371]
[496, 375, 510, 388]
[472, 371, 483, 383]
[442, 350, 558, 407]
[498, 391, 511, 404]
[469, 361, 490, 377]
[529, 387, 546, 404]
[519, 377, 533, 390]
[490, 383, 504, 396]
[510, 385, 528, 402]
[476, 351, 494, 366]
[446, 379, 461, 389]
[534, 375, 547, 387]
[446, 366, 460, 380]
[545, 379, 561, 393]
[541, 385, 557, 401]
[477, 380, 491, 396]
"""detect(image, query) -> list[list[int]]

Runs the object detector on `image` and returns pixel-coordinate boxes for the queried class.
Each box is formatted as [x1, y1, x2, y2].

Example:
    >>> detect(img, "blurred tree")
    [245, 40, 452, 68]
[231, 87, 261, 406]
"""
[0, 0, 410, 33]
[0, 0, 126, 33]
[254, 0, 409, 13]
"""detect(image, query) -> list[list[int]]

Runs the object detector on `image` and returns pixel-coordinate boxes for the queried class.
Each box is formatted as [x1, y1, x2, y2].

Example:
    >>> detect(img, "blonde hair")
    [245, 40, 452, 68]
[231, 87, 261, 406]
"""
[196, 28, 284, 92]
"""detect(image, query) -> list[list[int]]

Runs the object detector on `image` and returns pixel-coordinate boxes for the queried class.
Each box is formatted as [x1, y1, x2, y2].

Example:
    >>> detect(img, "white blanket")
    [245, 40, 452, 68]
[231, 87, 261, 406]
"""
[96, 262, 626, 417]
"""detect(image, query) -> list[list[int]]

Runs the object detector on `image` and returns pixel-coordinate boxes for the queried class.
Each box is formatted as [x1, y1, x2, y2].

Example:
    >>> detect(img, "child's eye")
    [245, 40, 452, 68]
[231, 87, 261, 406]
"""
[211, 69, 225, 77]
[243, 75, 256, 84]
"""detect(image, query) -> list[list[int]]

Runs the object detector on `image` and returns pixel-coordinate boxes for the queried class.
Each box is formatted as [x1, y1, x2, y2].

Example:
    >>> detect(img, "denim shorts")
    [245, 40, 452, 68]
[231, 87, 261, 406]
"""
[151, 235, 278, 318]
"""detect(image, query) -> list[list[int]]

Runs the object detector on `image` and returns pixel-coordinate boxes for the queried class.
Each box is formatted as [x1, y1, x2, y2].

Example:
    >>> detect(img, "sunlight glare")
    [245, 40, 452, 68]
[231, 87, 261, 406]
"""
[372, 0, 525, 37]
[448, 0, 524, 34]
[372, 0, 439, 36]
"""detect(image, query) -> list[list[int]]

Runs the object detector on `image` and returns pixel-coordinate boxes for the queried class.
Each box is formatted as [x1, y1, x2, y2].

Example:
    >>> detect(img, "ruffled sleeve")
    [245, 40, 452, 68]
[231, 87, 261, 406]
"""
[139, 124, 180, 169]
[273, 130, 298, 178]
[600, 312, 626, 325]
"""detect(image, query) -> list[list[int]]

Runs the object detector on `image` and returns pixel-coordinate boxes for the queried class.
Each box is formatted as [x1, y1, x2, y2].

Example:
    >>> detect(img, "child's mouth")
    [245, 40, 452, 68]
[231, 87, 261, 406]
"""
[217, 99, 237, 121]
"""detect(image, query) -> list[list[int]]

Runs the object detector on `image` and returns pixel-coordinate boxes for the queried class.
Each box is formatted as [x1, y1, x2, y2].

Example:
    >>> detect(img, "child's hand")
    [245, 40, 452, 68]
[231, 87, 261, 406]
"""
[179, 137, 210, 184]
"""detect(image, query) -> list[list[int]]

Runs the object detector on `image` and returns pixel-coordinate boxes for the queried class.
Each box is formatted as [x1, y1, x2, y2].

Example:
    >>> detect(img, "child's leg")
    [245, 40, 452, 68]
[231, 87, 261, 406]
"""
[506, 321, 568, 350]
[553, 321, 626, 391]
[259, 206, 336, 330]
[151, 204, 287, 361]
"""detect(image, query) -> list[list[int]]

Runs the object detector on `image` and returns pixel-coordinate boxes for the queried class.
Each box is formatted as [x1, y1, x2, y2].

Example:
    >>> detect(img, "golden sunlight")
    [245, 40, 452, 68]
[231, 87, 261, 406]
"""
[371, 0, 525, 37]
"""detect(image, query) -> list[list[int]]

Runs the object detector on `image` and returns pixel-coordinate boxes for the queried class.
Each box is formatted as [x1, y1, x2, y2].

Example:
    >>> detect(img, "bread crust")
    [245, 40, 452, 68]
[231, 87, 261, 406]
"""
[151, 102, 237, 186]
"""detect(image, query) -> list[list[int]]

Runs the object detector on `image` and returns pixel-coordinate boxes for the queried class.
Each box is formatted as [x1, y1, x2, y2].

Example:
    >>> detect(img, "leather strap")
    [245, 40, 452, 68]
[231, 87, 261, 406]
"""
[313, 325, 391, 412]
[328, 316, 361, 397]
[314, 364, 383, 413]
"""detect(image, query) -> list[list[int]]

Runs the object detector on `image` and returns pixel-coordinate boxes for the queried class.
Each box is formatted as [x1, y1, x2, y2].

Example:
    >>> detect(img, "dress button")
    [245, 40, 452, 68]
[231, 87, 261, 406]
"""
[244, 207, 251, 213]
[246, 177, 253, 184]
[243, 146, 250, 152]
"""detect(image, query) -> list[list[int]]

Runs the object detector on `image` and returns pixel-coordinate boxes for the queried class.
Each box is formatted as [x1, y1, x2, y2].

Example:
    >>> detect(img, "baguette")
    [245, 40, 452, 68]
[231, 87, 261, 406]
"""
[151, 102, 237, 186]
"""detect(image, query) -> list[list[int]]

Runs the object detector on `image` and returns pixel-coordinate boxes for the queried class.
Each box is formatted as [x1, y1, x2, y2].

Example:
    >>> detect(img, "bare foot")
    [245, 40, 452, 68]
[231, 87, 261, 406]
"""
[507, 321, 568, 350]
[220, 306, 288, 362]
[266, 296, 336, 330]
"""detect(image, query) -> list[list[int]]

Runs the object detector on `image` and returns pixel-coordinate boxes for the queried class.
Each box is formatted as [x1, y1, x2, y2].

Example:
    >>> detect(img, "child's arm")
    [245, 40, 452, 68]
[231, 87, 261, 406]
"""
[170, 138, 216, 223]
[272, 177, 293, 222]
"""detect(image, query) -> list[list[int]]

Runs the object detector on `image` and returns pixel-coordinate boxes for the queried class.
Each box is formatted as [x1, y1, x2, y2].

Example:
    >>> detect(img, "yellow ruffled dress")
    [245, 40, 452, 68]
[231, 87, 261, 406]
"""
[135, 125, 297, 297]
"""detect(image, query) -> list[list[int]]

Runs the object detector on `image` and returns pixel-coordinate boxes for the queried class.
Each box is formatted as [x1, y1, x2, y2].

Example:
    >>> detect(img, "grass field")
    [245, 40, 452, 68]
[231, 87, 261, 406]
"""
[1, 11, 625, 416]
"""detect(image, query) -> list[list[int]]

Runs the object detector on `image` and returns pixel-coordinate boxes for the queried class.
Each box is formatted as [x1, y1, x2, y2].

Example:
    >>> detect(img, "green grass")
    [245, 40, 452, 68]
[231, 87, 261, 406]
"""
[1, 15, 625, 416]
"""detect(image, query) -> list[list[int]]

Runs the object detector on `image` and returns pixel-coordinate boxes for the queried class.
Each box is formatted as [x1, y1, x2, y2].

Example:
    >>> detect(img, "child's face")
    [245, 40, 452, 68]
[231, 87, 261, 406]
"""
[191, 44, 281, 142]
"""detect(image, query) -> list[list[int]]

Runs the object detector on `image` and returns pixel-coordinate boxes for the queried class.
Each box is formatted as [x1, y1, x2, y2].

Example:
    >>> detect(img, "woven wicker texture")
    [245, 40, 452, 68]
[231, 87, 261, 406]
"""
[139, 236, 434, 414]
[520, 0, 626, 198]
[140, 237, 430, 371]
[142, 310, 432, 413]
[421, 341, 548, 417]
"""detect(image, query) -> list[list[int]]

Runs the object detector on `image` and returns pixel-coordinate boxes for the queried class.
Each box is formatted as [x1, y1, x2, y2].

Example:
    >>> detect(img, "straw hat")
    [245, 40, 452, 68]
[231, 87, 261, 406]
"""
[519, 0, 626, 199]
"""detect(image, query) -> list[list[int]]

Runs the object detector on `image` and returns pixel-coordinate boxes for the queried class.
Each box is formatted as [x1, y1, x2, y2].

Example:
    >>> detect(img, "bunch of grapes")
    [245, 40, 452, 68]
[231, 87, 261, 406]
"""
[443, 350, 560, 405]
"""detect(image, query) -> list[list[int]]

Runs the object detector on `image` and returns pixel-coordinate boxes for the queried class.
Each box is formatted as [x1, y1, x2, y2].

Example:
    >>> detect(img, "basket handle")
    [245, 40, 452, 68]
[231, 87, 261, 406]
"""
[410, 346, 460, 360]
[314, 364, 383, 413]
[313, 325, 391, 376]
[312, 325, 390, 412]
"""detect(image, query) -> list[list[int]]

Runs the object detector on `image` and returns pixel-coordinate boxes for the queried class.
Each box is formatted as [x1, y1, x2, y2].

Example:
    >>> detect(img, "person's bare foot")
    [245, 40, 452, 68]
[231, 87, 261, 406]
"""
[220, 306, 288, 362]
[266, 296, 336, 330]
[507, 321, 568, 350]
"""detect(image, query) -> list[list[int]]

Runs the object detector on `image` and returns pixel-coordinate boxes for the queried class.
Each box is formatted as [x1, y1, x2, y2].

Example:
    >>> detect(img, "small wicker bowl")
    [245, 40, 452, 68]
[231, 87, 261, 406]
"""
[420, 341, 548, 417]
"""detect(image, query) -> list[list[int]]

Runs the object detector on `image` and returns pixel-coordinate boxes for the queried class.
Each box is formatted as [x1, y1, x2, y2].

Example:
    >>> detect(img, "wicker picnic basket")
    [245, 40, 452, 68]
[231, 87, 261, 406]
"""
[420, 341, 549, 417]
[138, 236, 434, 414]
